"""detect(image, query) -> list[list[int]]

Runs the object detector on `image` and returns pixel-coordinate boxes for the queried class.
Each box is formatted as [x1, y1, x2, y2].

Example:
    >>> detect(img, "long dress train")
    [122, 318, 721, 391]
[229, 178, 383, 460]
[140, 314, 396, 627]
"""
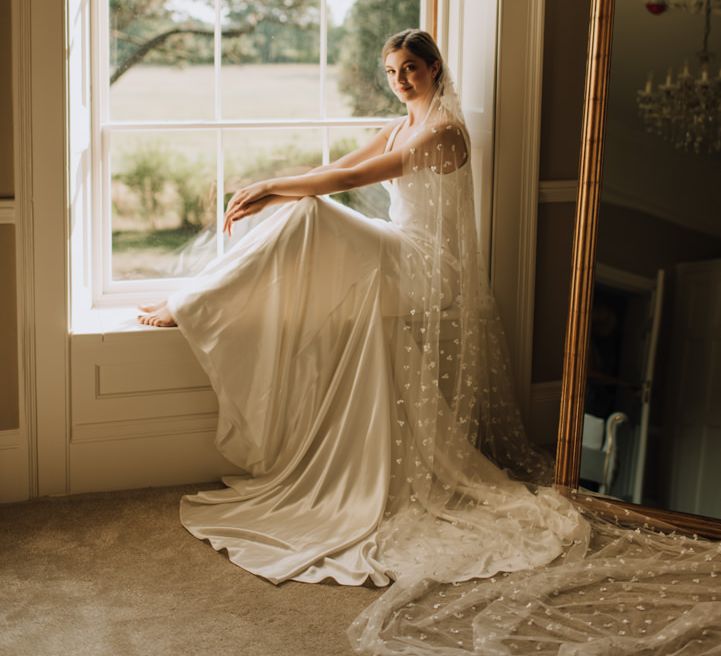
[167, 120, 588, 587]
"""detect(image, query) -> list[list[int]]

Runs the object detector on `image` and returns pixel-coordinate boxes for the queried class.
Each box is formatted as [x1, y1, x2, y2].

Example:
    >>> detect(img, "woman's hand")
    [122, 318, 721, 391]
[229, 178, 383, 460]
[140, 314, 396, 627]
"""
[223, 180, 270, 231]
[223, 193, 298, 237]
[223, 192, 270, 236]
[226, 181, 270, 215]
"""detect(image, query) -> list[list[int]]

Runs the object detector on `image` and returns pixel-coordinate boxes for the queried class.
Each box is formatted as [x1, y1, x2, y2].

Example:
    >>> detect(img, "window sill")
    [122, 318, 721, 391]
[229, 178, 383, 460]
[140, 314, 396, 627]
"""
[71, 305, 180, 336]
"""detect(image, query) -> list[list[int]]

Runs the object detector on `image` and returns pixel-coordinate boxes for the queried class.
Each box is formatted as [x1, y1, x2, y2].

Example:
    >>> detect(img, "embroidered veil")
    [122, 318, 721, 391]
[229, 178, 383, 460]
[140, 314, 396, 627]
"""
[346, 61, 721, 656]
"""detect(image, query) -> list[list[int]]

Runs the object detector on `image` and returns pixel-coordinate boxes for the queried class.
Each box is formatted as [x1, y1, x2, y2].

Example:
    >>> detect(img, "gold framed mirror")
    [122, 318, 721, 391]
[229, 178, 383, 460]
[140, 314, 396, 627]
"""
[554, 0, 721, 539]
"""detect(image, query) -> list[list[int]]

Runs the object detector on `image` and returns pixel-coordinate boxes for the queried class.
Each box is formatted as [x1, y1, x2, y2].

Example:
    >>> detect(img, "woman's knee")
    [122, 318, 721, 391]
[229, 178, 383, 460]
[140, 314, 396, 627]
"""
[295, 195, 320, 213]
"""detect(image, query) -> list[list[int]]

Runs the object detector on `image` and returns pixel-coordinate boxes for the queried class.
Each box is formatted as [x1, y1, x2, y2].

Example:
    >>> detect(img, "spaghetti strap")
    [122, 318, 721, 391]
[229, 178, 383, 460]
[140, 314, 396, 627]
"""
[384, 117, 407, 154]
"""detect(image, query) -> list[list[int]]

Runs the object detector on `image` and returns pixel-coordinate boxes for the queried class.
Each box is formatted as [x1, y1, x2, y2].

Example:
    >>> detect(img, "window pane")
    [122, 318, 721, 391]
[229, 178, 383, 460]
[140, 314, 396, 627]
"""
[221, 2, 321, 119]
[109, 1, 214, 120]
[327, 0, 421, 117]
[110, 131, 217, 280]
[223, 128, 323, 248]
[329, 127, 390, 219]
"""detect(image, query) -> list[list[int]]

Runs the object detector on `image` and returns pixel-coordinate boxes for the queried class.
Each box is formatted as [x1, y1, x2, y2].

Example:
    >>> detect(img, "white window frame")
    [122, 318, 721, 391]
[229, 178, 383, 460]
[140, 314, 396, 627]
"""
[88, 0, 435, 307]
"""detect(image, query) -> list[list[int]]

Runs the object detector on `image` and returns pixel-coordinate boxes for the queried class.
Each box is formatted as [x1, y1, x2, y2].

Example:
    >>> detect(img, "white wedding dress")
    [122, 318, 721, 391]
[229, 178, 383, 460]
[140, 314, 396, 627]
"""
[167, 119, 589, 587]
[163, 75, 721, 653]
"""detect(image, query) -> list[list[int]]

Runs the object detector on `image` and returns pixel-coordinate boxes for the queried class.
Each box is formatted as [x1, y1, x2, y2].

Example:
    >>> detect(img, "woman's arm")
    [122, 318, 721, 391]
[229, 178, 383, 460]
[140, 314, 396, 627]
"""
[275, 150, 404, 195]
[223, 120, 400, 232]
[226, 147, 404, 219]
[224, 119, 466, 227]
[305, 120, 399, 174]
[223, 193, 302, 236]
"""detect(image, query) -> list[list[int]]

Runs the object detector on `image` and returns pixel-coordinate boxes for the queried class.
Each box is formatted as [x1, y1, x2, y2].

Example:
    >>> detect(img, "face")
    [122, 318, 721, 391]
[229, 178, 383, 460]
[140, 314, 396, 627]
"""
[384, 48, 440, 104]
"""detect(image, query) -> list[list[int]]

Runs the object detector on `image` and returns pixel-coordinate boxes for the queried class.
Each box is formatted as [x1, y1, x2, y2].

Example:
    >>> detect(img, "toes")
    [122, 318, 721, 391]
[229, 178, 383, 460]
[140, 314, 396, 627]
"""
[138, 300, 166, 313]
[137, 310, 176, 328]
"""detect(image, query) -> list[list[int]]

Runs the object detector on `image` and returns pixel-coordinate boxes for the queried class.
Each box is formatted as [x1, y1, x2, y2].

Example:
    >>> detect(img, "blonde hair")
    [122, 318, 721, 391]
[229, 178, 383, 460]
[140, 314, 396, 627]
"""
[381, 29, 444, 85]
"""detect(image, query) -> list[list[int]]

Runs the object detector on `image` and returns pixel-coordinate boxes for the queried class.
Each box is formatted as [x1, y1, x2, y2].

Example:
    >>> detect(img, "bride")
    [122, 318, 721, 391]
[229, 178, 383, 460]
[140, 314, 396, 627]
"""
[138, 29, 721, 655]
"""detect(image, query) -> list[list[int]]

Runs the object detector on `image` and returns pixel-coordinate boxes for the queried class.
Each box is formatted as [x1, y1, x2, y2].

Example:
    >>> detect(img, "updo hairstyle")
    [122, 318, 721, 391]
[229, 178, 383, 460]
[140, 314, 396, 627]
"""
[381, 29, 444, 86]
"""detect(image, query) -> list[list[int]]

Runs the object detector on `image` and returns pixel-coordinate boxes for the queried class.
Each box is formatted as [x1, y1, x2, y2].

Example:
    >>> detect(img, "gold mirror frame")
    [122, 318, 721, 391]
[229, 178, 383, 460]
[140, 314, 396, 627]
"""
[553, 0, 721, 540]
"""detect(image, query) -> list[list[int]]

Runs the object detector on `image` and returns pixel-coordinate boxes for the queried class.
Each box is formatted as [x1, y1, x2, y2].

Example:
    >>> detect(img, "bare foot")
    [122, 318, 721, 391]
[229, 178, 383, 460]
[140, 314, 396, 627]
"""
[138, 300, 167, 313]
[137, 304, 177, 328]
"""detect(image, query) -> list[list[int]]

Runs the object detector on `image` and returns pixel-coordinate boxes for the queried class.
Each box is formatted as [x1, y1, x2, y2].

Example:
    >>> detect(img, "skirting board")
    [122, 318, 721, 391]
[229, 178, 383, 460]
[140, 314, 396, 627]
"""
[0, 428, 29, 503]
[0, 200, 14, 224]
[69, 430, 243, 495]
[0, 429, 21, 450]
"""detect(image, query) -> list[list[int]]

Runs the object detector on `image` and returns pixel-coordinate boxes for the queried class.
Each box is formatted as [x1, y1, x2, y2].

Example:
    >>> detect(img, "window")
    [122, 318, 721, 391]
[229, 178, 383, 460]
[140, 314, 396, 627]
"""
[89, 0, 427, 300]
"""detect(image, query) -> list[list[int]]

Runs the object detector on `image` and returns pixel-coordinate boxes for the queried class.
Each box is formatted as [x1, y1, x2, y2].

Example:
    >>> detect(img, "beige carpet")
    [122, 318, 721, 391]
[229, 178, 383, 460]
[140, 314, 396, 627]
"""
[0, 484, 384, 656]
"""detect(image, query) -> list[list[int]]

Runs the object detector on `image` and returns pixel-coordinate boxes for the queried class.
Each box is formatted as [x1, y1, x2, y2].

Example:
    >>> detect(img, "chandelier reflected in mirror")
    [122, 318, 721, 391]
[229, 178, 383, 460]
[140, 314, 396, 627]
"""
[637, 0, 721, 154]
